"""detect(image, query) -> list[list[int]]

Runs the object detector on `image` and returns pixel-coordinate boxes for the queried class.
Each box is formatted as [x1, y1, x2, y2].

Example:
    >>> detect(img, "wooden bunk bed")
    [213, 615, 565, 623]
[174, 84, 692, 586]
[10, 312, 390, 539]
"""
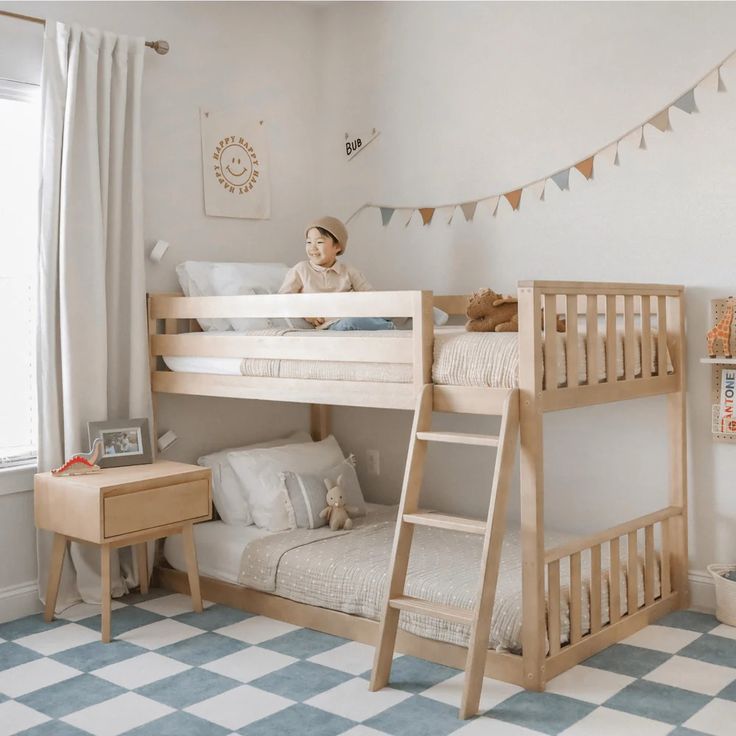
[148, 280, 688, 709]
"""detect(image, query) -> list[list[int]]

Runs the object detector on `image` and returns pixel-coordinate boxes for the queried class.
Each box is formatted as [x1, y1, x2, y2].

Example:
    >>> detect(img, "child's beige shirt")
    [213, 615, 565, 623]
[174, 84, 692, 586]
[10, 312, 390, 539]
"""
[278, 260, 373, 294]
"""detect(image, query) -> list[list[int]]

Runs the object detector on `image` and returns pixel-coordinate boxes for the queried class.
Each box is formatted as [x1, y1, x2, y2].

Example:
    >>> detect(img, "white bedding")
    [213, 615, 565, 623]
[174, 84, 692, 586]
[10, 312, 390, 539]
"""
[162, 327, 671, 389]
[163, 502, 387, 582]
[164, 521, 273, 584]
[164, 351, 244, 376]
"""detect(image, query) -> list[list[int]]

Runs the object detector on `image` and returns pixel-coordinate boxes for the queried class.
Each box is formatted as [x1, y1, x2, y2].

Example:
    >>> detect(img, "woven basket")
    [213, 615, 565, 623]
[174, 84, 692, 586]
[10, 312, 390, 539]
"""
[708, 564, 736, 626]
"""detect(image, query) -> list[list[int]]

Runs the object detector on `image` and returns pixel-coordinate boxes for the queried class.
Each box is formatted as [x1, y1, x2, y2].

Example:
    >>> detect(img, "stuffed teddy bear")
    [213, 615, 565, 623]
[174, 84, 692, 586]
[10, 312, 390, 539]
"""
[320, 475, 359, 531]
[465, 288, 566, 333]
[466, 288, 519, 332]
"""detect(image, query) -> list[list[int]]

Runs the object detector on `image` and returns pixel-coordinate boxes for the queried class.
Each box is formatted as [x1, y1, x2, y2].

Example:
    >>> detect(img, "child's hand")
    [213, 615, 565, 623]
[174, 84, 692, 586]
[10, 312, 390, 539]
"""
[306, 317, 325, 327]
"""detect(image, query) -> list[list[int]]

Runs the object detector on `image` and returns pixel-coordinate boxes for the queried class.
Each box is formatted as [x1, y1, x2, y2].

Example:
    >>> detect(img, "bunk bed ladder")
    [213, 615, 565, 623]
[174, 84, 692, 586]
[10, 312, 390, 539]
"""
[370, 384, 519, 719]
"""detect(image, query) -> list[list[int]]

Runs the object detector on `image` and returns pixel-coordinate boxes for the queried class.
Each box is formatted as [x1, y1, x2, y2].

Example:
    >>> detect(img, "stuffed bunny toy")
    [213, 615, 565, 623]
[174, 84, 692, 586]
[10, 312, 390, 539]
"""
[320, 475, 359, 531]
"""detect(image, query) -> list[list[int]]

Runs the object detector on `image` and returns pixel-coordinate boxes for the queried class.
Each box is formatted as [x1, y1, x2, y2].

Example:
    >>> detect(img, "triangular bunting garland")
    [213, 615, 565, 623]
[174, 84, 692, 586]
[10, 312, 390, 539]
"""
[398, 209, 414, 227]
[483, 196, 500, 216]
[528, 180, 546, 200]
[436, 206, 454, 225]
[673, 88, 698, 114]
[597, 142, 618, 167]
[460, 201, 478, 222]
[574, 157, 594, 180]
[504, 189, 522, 211]
[648, 109, 671, 132]
[700, 68, 719, 92]
[621, 128, 641, 148]
[348, 47, 734, 229]
[419, 207, 435, 226]
[551, 169, 570, 191]
[380, 207, 395, 227]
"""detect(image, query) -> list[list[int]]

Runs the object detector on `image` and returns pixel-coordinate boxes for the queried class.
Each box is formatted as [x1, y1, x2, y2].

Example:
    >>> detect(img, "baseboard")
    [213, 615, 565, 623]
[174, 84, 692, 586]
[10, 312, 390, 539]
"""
[688, 569, 716, 613]
[0, 580, 42, 623]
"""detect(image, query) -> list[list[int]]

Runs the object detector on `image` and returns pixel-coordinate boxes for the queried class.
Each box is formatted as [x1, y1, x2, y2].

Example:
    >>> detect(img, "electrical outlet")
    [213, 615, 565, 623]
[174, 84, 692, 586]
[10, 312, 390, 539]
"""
[366, 449, 380, 475]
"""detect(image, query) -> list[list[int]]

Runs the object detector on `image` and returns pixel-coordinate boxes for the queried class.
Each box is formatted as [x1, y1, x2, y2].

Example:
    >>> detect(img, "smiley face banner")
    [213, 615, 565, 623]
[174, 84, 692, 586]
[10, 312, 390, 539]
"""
[200, 108, 270, 219]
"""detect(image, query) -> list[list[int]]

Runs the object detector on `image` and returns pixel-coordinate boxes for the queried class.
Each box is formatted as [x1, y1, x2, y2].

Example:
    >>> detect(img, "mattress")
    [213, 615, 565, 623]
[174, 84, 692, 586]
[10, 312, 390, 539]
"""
[164, 504, 658, 653]
[164, 521, 272, 584]
[162, 327, 671, 389]
[163, 502, 387, 582]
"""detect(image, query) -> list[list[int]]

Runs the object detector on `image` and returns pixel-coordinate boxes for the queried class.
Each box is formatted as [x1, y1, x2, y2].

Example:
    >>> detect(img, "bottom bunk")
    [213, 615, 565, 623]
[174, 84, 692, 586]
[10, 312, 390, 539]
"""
[157, 502, 681, 687]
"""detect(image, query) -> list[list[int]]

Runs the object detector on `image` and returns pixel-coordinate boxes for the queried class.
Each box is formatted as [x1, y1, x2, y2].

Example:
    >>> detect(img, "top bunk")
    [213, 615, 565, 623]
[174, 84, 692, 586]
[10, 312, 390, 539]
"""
[148, 280, 685, 413]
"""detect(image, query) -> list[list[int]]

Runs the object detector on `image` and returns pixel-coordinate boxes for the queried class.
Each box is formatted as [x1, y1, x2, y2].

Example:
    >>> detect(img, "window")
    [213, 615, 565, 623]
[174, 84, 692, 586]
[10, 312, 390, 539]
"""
[0, 79, 39, 467]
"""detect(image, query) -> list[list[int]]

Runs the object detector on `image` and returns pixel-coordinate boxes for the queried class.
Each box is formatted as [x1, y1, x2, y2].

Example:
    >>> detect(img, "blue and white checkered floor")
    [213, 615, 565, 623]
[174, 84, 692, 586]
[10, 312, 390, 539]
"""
[0, 590, 734, 736]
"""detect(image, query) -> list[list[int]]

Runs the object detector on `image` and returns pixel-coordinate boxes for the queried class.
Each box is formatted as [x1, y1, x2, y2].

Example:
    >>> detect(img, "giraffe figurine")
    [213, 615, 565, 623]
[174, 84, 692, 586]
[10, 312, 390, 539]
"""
[707, 297, 736, 359]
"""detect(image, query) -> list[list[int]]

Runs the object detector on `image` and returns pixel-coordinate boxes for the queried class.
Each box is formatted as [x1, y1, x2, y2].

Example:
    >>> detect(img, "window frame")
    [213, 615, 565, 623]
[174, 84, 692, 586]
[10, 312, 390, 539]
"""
[0, 76, 40, 473]
[0, 464, 35, 496]
[0, 76, 38, 103]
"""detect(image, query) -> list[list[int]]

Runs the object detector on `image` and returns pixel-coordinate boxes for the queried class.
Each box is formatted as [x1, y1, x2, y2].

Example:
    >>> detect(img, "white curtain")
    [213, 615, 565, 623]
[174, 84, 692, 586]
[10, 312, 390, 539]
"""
[37, 22, 151, 609]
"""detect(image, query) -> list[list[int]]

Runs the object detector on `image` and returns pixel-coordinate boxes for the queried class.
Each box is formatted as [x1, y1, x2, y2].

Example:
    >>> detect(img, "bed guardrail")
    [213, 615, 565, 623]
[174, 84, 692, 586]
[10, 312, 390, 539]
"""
[517, 281, 685, 411]
[517, 280, 687, 688]
[542, 504, 682, 678]
[147, 290, 435, 409]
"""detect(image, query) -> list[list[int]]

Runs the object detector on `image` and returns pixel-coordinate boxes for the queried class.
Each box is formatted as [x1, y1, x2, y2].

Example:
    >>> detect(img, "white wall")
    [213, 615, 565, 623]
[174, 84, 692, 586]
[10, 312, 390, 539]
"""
[0, 0, 324, 620]
[319, 1, 736, 607]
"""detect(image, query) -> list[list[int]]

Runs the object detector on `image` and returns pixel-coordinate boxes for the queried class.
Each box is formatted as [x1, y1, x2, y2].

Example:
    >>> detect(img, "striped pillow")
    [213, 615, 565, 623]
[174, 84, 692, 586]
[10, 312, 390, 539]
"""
[280, 457, 365, 530]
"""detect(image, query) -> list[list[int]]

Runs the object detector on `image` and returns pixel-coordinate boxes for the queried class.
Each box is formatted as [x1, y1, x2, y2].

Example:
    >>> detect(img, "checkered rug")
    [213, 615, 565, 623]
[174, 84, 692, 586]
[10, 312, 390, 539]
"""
[0, 590, 734, 735]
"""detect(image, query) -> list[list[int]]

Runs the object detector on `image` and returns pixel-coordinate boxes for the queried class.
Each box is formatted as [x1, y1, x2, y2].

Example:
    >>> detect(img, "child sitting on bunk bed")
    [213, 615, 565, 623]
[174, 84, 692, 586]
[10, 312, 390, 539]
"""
[278, 215, 395, 331]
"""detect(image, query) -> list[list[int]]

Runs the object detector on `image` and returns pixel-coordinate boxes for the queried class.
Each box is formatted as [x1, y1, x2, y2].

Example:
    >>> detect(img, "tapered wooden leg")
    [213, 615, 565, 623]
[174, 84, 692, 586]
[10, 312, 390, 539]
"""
[181, 524, 203, 612]
[137, 543, 149, 595]
[101, 545, 112, 642]
[44, 534, 68, 622]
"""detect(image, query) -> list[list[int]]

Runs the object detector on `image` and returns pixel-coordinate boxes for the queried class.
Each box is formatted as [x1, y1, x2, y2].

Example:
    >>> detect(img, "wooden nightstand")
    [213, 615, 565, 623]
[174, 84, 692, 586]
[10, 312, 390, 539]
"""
[35, 460, 212, 642]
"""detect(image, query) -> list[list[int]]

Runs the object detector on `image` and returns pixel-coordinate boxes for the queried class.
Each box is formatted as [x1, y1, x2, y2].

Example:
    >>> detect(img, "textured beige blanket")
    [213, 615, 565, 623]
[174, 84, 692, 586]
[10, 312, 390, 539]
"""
[165, 327, 672, 389]
[239, 506, 659, 653]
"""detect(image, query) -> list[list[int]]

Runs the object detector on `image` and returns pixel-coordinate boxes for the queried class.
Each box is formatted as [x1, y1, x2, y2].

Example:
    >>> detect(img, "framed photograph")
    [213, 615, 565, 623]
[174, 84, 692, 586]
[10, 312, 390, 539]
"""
[87, 418, 152, 469]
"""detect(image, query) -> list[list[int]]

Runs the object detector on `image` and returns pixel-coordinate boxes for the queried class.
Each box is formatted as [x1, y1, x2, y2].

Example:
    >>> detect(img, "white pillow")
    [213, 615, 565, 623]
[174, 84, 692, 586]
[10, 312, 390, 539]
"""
[198, 430, 311, 525]
[272, 454, 367, 531]
[226, 435, 346, 528]
[175, 261, 296, 331]
[393, 307, 449, 330]
[175, 261, 230, 331]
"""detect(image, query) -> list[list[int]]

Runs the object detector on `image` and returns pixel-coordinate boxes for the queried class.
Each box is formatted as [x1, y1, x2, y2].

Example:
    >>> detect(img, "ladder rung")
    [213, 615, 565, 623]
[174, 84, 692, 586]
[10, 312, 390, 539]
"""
[403, 512, 486, 535]
[389, 595, 474, 625]
[416, 431, 499, 447]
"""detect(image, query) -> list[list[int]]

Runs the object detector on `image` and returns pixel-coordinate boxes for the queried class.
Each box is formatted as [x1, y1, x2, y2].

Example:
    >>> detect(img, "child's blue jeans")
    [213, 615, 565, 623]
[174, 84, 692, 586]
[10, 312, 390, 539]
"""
[327, 317, 395, 331]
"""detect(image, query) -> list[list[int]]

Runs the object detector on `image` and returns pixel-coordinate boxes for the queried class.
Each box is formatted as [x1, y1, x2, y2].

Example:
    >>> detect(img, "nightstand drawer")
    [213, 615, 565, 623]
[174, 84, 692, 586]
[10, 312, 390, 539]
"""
[104, 479, 209, 538]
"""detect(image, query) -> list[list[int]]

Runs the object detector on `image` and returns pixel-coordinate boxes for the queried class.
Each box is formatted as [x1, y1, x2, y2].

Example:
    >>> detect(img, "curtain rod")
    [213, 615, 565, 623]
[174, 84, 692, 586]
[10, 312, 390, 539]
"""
[0, 9, 170, 54]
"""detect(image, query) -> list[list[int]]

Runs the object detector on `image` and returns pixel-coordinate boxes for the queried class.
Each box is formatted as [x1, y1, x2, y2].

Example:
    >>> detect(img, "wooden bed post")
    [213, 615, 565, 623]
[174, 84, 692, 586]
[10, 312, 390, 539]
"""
[518, 284, 546, 691]
[310, 404, 331, 441]
[667, 291, 689, 608]
[414, 291, 434, 389]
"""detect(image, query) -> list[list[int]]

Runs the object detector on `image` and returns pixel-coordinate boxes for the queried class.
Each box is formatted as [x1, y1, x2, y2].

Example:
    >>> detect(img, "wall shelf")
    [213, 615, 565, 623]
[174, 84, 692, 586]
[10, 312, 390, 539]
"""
[706, 298, 736, 441]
